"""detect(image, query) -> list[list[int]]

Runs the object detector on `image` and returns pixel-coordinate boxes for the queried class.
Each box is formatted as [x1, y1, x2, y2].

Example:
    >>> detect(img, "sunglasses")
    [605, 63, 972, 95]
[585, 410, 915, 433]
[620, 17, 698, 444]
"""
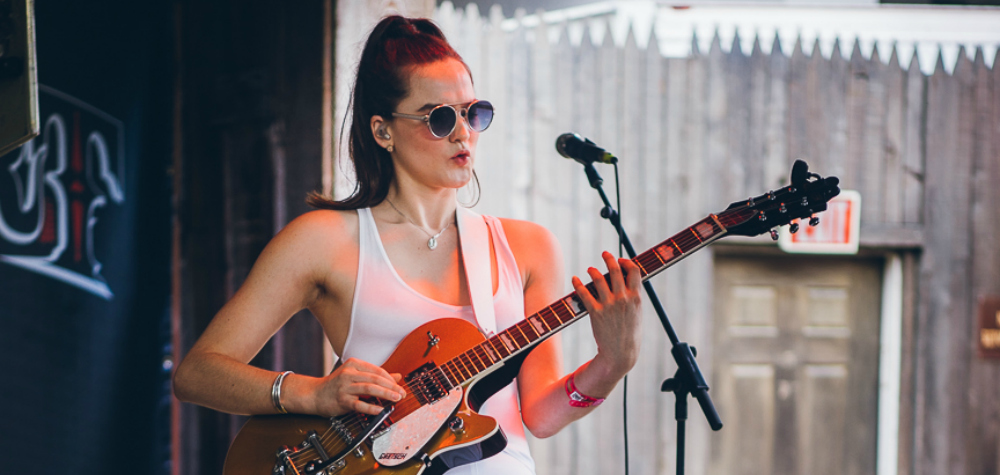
[392, 100, 494, 138]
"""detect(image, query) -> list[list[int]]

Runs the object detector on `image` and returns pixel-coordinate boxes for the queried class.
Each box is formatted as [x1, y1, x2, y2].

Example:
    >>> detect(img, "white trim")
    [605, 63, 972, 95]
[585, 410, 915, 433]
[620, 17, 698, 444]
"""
[877, 254, 903, 475]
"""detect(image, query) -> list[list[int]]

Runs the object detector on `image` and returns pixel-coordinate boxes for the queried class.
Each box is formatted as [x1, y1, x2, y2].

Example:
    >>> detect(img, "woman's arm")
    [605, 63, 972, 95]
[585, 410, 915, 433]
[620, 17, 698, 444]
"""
[501, 220, 643, 438]
[172, 211, 405, 417]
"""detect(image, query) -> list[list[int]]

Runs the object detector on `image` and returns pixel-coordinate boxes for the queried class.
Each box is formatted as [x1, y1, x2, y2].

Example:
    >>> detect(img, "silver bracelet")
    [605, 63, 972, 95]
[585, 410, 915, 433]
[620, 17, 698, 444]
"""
[271, 370, 293, 414]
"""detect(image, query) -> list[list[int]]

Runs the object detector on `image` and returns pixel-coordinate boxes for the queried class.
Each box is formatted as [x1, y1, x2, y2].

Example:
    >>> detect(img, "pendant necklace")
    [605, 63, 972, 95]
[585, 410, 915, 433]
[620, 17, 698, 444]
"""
[385, 198, 453, 250]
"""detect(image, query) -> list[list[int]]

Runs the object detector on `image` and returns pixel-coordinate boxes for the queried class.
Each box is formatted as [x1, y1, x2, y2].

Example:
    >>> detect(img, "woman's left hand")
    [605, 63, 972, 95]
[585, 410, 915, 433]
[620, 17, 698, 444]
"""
[571, 251, 644, 376]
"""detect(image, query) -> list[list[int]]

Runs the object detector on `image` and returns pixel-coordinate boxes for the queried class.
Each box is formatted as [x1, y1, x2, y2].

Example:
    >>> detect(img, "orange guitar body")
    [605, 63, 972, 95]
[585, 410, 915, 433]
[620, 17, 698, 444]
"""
[224, 318, 511, 475]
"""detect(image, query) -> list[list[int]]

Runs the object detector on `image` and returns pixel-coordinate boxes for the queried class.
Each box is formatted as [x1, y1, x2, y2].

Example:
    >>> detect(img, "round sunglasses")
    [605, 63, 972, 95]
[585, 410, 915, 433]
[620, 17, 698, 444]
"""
[392, 100, 494, 138]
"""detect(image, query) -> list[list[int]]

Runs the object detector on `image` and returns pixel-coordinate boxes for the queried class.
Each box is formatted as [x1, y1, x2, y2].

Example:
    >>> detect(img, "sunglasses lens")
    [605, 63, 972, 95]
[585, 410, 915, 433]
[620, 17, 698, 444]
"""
[428, 107, 458, 137]
[468, 101, 494, 132]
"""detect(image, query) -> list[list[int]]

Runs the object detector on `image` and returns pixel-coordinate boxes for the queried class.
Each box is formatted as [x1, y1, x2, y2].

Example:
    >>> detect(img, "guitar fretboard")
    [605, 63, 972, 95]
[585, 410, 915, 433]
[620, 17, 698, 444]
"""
[435, 212, 740, 388]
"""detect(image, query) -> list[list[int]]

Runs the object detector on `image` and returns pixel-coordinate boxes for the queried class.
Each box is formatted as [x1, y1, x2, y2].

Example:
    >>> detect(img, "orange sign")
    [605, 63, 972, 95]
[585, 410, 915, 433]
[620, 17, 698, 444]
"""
[778, 190, 861, 254]
[980, 297, 1000, 359]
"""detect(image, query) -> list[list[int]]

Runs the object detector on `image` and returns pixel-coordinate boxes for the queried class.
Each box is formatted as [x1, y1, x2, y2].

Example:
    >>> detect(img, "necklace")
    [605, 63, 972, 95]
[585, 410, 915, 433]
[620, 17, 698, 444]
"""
[385, 198, 453, 250]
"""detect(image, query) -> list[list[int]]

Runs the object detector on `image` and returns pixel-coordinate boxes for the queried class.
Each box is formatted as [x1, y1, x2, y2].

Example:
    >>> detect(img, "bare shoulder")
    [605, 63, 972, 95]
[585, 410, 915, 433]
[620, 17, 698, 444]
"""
[496, 217, 559, 254]
[252, 209, 360, 280]
[496, 217, 564, 288]
[282, 208, 357, 239]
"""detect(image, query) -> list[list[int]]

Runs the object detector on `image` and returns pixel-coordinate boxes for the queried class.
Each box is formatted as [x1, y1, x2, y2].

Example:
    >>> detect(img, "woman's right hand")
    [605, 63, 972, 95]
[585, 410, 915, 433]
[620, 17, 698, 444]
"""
[303, 358, 406, 416]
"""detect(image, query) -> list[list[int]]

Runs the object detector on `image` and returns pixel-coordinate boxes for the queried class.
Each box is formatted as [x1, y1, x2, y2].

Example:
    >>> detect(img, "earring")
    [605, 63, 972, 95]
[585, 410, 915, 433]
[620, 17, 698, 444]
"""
[386, 144, 394, 152]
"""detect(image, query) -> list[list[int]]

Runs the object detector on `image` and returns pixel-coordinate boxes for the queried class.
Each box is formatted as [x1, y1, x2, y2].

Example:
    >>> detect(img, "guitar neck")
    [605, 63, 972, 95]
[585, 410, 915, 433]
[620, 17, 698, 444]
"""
[436, 213, 731, 388]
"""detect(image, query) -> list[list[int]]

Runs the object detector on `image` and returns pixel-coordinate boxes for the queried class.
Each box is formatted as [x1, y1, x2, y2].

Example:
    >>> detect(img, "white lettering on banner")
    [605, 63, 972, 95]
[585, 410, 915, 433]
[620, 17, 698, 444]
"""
[0, 86, 125, 300]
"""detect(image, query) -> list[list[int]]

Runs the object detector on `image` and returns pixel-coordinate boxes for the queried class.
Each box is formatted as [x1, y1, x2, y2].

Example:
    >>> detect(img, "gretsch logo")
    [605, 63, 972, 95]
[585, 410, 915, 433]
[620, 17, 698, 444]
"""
[0, 86, 125, 300]
[378, 452, 408, 460]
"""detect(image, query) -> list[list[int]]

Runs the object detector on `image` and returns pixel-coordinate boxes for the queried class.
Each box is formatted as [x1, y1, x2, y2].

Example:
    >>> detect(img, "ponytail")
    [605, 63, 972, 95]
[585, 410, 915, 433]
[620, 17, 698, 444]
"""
[308, 16, 471, 210]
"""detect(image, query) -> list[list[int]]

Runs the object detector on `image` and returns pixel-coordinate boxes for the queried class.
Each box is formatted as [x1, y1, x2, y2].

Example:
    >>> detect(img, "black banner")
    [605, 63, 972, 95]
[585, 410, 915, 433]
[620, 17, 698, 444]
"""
[0, 2, 172, 473]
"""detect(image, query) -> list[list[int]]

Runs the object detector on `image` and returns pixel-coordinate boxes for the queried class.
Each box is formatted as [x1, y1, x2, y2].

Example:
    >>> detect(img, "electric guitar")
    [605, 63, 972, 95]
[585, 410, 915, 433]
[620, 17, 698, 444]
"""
[223, 160, 840, 475]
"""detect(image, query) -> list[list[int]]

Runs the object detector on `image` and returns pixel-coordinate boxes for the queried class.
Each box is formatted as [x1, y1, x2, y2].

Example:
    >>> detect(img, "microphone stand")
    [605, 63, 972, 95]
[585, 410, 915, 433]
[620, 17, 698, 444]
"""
[580, 161, 723, 475]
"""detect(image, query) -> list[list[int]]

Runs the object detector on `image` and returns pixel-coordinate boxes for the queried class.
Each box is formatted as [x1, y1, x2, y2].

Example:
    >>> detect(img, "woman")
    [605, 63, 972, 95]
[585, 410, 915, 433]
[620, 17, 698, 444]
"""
[173, 15, 642, 474]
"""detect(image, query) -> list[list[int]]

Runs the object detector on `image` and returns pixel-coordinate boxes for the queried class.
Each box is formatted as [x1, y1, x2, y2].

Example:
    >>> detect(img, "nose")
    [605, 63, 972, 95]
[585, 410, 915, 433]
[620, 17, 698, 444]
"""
[450, 111, 472, 142]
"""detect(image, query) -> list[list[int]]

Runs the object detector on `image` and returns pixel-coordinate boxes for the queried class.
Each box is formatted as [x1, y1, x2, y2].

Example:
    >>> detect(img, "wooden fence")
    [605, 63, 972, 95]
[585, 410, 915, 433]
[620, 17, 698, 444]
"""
[423, 4, 1000, 475]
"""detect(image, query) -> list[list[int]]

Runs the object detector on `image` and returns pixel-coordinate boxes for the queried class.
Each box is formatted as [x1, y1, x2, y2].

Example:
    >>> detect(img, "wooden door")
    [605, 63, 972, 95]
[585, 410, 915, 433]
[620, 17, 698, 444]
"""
[709, 253, 882, 475]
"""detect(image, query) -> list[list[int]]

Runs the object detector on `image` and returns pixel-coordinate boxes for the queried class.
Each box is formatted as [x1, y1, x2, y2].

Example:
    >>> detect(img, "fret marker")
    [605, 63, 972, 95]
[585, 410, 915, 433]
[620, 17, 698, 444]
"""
[500, 334, 515, 351]
[484, 345, 498, 361]
[529, 316, 545, 335]
[656, 244, 678, 261]
[567, 296, 583, 314]
[695, 222, 715, 239]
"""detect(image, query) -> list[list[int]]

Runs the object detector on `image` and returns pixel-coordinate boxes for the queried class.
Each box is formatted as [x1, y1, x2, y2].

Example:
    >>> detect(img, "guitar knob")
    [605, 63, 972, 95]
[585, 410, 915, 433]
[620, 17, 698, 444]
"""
[790, 223, 800, 234]
[769, 229, 779, 241]
[809, 216, 820, 226]
[449, 416, 465, 433]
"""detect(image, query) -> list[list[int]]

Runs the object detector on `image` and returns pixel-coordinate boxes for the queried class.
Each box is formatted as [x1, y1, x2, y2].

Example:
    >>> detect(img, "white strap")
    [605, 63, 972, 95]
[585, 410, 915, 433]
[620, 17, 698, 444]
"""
[456, 206, 496, 335]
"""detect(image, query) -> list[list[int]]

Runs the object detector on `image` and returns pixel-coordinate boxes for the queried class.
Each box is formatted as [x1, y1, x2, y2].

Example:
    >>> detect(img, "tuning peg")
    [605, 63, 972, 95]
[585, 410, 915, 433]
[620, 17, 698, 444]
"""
[790, 222, 800, 234]
[769, 228, 779, 241]
[809, 216, 820, 226]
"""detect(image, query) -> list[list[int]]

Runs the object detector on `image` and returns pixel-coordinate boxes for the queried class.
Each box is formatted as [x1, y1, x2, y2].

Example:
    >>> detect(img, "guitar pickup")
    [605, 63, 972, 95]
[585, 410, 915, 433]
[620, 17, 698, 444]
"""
[404, 362, 450, 404]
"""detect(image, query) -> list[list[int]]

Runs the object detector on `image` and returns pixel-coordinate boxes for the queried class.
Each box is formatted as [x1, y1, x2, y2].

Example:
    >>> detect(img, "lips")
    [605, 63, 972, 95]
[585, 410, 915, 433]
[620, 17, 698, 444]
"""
[451, 150, 470, 164]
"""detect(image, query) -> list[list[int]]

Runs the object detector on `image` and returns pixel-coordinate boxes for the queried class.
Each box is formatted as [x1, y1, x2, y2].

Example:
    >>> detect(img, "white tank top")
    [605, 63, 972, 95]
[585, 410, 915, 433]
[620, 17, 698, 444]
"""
[341, 208, 536, 474]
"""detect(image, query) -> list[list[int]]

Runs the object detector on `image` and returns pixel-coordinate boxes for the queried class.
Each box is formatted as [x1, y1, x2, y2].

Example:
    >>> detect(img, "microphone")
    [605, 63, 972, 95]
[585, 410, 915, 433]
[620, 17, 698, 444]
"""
[555, 133, 618, 165]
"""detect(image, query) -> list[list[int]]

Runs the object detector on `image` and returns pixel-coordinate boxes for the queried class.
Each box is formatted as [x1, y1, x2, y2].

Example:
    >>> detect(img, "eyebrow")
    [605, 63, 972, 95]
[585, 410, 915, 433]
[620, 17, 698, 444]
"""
[414, 100, 476, 113]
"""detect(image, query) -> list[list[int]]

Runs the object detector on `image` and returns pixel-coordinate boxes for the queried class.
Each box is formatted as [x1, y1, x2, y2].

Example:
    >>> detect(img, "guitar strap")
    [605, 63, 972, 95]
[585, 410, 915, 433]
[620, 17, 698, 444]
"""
[456, 206, 496, 335]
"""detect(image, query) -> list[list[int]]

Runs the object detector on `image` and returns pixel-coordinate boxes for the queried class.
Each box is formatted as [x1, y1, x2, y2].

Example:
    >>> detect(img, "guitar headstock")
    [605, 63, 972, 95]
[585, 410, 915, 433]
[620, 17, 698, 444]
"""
[719, 160, 841, 238]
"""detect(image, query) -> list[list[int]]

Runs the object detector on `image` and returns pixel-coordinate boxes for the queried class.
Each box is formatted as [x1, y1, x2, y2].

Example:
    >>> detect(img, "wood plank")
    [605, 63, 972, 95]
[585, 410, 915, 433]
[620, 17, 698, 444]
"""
[914, 49, 975, 475]
[862, 44, 887, 225]
[944, 48, 976, 475]
[782, 38, 812, 177]
[966, 45, 1000, 475]
[529, 9, 554, 228]
[725, 30, 750, 202]
[681, 31, 717, 475]
[704, 30, 729, 212]
[824, 39, 850, 182]
[568, 20, 601, 475]
[845, 39, 870, 211]
[593, 21, 628, 475]
[641, 30, 676, 475]
[661, 52, 690, 474]
[506, 12, 532, 221]
[883, 46, 906, 225]
[764, 34, 789, 193]
[902, 52, 925, 225]
[747, 36, 768, 194]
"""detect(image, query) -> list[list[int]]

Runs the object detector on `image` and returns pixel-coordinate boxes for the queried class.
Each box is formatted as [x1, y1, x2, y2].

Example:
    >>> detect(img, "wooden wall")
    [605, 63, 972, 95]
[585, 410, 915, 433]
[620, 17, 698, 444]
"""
[172, 1, 331, 474]
[433, 4, 1000, 475]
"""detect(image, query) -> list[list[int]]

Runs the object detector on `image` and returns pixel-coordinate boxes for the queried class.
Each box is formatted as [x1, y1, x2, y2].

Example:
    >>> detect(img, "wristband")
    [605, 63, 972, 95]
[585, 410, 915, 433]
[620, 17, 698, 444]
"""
[271, 370, 293, 414]
[564, 371, 605, 408]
